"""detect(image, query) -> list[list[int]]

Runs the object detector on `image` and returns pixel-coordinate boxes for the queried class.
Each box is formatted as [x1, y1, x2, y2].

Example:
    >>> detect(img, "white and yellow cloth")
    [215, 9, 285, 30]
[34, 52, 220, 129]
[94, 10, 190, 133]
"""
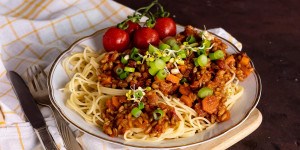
[0, 0, 242, 149]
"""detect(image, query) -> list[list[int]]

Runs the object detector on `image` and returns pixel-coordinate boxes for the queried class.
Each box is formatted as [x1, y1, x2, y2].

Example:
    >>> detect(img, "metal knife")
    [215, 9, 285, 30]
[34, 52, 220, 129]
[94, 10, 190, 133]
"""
[8, 71, 58, 150]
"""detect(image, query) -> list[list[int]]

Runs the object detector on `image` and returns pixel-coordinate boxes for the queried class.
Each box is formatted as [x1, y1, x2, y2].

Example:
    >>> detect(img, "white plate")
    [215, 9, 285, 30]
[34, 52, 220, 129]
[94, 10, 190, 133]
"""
[48, 25, 261, 149]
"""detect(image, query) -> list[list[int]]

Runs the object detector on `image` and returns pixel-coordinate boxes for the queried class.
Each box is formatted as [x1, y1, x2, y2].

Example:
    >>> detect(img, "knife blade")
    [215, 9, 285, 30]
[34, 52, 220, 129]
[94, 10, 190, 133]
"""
[8, 71, 57, 150]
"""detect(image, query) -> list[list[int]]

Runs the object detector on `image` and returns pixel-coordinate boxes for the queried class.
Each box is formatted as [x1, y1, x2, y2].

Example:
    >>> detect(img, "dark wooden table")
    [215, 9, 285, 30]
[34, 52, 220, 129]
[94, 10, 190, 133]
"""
[115, 0, 300, 149]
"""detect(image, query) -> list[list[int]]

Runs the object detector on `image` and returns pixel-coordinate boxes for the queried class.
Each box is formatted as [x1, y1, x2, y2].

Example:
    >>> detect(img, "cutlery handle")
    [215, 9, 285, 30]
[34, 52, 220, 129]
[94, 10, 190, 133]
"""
[34, 126, 58, 150]
[51, 105, 82, 150]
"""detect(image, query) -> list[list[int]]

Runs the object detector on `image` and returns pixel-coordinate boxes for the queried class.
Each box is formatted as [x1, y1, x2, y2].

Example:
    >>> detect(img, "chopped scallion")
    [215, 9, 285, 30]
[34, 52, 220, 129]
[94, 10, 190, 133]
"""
[186, 35, 196, 44]
[149, 67, 159, 76]
[161, 55, 171, 62]
[166, 38, 177, 46]
[115, 67, 123, 75]
[153, 109, 164, 120]
[209, 50, 224, 60]
[134, 90, 143, 98]
[131, 107, 142, 118]
[148, 45, 158, 53]
[171, 44, 180, 50]
[197, 54, 208, 67]
[151, 59, 166, 70]
[121, 55, 129, 64]
[120, 72, 129, 79]
[156, 69, 167, 80]
[130, 47, 142, 61]
[198, 87, 213, 98]
[124, 67, 135, 72]
[180, 78, 188, 84]
[202, 39, 211, 48]
[138, 102, 144, 110]
[159, 44, 170, 50]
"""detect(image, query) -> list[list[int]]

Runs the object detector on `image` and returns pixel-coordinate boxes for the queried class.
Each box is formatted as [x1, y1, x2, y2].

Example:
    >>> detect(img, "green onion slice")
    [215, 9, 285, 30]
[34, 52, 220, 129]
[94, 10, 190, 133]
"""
[161, 55, 171, 62]
[171, 44, 180, 50]
[198, 32, 203, 37]
[177, 50, 187, 59]
[198, 87, 213, 98]
[209, 50, 224, 60]
[197, 49, 207, 56]
[186, 35, 196, 44]
[159, 44, 171, 50]
[124, 67, 135, 72]
[134, 90, 143, 98]
[121, 55, 129, 64]
[166, 38, 177, 46]
[194, 58, 199, 67]
[189, 43, 199, 47]
[197, 54, 208, 67]
[120, 72, 129, 79]
[180, 78, 188, 84]
[148, 67, 159, 76]
[131, 107, 142, 118]
[151, 59, 166, 70]
[115, 67, 123, 75]
[130, 47, 142, 61]
[202, 39, 211, 48]
[149, 45, 158, 53]
[138, 102, 144, 110]
[156, 69, 167, 80]
[153, 109, 164, 120]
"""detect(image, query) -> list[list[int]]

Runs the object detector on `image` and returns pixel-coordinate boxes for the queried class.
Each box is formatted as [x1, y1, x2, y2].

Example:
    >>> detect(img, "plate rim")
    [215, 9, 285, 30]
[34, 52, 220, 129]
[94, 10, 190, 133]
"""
[48, 25, 262, 149]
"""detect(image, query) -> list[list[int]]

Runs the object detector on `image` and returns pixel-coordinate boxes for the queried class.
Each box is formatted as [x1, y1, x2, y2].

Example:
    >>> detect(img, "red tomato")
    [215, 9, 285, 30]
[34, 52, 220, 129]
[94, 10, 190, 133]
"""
[133, 27, 159, 49]
[124, 21, 141, 35]
[103, 27, 129, 52]
[154, 17, 176, 39]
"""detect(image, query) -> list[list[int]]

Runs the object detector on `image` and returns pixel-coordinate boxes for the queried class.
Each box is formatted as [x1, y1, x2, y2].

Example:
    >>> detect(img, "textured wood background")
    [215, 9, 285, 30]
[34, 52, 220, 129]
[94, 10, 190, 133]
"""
[115, 0, 300, 149]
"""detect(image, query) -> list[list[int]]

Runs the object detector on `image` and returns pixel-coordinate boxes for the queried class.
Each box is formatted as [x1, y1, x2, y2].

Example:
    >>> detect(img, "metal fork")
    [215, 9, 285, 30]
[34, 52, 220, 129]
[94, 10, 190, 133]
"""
[26, 65, 82, 150]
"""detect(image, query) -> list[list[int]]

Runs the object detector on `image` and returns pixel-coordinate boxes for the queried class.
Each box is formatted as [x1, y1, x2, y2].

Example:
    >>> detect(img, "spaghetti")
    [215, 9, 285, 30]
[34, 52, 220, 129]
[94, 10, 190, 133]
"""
[62, 45, 244, 142]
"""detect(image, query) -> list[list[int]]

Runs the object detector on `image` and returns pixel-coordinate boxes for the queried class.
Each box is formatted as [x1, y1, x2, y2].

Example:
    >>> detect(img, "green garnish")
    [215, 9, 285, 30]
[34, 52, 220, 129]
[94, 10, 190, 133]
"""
[166, 38, 177, 46]
[180, 78, 188, 84]
[120, 72, 129, 79]
[124, 67, 135, 72]
[148, 67, 159, 76]
[156, 69, 167, 80]
[186, 35, 196, 44]
[159, 44, 171, 50]
[138, 102, 144, 110]
[194, 58, 199, 67]
[197, 49, 207, 56]
[153, 109, 164, 120]
[202, 39, 211, 48]
[197, 54, 208, 67]
[121, 54, 129, 64]
[151, 59, 166, 70]
[115, 67, 123, 75]
[130, 47, 142, 61]
[161, 55, 171, 62]
[177, 50, 187, 59]
[131, 107, 142, 118]
[198, 87, 213, 98]
[148, 44, 158, 53]
[209, 50, 224, 60]
[134, 90, 143, 98]
[171, 44, 180, 50]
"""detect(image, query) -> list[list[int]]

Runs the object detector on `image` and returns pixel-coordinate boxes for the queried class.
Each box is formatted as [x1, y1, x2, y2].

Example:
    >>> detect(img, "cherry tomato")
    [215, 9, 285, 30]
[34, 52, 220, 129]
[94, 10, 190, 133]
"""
[133, 27, 159, 49]
[124, 21, 141, 35]
[103, 27, 129, 52]
[154, 17, 177, 39]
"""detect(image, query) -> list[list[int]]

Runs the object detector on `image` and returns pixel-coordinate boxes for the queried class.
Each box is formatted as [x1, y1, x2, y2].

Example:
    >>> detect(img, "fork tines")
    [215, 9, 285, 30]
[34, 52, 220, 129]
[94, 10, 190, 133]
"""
[26, 65, 47, 92]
